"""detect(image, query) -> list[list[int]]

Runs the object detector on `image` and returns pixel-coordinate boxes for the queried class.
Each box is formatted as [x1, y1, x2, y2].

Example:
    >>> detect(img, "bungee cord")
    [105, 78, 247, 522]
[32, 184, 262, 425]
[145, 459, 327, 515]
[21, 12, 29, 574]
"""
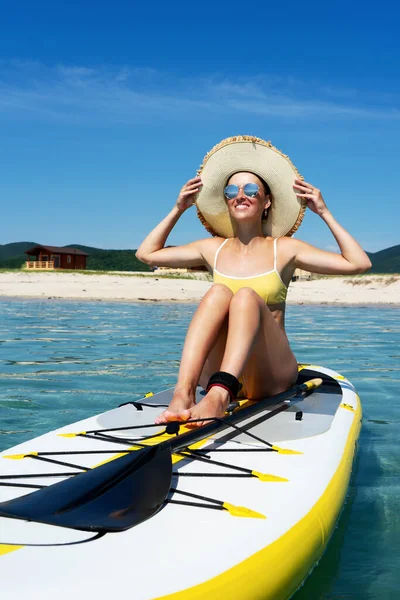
[1, 379, 324, 540]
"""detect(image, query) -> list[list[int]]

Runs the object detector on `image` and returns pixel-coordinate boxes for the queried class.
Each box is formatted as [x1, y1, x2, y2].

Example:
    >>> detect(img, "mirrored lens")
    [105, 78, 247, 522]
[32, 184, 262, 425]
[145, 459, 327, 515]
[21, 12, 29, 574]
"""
[243, 183, 260, 197]
[224, 183, 261, 199]
[224, 184, 239, 199]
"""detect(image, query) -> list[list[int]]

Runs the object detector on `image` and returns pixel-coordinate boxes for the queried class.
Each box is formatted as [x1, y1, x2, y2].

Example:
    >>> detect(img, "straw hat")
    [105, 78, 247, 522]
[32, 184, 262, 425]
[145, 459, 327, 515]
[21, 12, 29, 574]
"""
[196, 135, 306, 238]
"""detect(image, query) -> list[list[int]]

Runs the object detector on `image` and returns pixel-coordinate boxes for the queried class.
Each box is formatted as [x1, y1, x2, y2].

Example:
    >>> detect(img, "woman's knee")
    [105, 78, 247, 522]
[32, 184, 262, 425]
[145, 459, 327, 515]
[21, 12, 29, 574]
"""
[202, 283, 233, 307]
[230, 287, 262, 308]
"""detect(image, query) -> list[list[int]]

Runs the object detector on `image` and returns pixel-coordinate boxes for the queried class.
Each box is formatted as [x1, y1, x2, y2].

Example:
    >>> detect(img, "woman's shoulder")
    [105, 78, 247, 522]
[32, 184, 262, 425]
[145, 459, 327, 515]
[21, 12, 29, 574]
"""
[191, 237, 226, 263]
[275, 236, 320, 261]
[194, 236, 225, 250]
[264, 236, 296, 250]
[274, 236, 302, 261]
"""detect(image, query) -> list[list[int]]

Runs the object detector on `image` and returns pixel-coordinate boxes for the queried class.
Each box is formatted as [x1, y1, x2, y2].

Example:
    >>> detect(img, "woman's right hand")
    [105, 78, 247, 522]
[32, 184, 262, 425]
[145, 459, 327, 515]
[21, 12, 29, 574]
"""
[176, 177, 203, 212]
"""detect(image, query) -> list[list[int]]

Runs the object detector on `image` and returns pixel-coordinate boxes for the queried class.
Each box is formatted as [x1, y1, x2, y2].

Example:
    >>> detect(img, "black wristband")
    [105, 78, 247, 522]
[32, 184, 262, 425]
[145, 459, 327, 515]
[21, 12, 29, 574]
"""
[206, 371, 242, 400]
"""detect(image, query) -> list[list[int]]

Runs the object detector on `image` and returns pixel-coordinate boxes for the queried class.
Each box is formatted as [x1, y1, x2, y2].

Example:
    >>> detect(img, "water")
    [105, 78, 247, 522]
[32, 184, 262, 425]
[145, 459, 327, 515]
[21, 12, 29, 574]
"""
[0, 298, 399, 599]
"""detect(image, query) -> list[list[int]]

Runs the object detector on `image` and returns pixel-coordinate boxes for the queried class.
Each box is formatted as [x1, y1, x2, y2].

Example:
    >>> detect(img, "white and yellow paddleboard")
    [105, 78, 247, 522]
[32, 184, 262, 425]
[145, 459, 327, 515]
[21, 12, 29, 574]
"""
[0, 365, 361, 600]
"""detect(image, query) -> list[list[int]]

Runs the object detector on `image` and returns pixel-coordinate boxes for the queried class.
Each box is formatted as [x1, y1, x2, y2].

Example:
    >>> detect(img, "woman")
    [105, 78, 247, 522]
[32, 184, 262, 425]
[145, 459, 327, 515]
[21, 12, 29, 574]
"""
[136, 136, 371, 427]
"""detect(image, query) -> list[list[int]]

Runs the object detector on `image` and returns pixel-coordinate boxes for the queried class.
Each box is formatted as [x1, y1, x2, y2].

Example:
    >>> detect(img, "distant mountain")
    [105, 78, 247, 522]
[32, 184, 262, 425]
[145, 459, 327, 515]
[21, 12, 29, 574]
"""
[0, 241, 399, 273]
[69, 245, 151, 272]
[0, 241, 37, 261]
[366, 245, 400, 274]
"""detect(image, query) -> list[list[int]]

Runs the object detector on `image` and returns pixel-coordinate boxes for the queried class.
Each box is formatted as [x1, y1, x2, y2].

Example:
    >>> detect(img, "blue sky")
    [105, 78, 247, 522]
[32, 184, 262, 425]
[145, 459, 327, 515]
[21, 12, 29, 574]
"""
[1, 0, 399, 253]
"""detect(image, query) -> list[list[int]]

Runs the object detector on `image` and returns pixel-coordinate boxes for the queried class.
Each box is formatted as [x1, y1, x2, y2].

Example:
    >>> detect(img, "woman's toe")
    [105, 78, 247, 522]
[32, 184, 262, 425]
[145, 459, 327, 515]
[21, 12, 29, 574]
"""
[155, 409, 191, 424]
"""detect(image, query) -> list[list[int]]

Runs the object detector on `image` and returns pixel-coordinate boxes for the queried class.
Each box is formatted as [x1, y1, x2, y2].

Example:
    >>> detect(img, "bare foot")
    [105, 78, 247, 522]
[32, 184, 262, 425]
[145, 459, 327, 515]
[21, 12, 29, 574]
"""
[155, 387, 196, 424]
[186, 386, 230, 428]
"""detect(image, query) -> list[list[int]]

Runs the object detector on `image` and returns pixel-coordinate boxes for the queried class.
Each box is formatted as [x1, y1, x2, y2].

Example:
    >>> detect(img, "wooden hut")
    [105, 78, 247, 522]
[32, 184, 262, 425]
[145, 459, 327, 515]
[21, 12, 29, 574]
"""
[24, 245, 89, 270]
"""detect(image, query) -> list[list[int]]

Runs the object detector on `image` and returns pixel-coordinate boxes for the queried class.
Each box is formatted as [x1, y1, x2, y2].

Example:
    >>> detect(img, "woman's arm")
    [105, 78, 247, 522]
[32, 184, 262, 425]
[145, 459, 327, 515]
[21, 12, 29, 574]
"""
[290, 179, 372, 275]
[135, 177, 207, 268]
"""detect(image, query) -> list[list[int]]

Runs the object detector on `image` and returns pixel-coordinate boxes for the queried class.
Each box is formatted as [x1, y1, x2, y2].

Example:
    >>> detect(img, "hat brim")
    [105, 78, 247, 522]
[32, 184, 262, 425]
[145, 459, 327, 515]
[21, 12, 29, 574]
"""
[196, 136, 306, 238]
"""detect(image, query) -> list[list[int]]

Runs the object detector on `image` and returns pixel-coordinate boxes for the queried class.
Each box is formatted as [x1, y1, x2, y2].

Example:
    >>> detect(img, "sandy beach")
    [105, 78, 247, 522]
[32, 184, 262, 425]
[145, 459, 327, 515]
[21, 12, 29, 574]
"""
[0, 271, 399, 305]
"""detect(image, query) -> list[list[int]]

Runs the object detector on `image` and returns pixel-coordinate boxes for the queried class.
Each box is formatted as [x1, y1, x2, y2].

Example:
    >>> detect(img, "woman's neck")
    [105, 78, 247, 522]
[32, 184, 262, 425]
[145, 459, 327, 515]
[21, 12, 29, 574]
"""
[233, 222, 265, 246]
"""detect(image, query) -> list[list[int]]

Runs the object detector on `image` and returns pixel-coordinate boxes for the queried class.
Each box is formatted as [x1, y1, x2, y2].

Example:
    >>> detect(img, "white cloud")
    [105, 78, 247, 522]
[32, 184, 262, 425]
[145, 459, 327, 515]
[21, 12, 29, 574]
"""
[0, 62, 399, 125]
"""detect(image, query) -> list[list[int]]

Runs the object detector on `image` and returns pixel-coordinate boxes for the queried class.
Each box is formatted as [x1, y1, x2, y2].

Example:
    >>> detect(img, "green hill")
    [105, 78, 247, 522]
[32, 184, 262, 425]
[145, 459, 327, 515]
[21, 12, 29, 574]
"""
[367, 245, 400, 274]
[69, 245, 151, 272]
[0, 242, 37, 263]
[0, 241, 398, 273]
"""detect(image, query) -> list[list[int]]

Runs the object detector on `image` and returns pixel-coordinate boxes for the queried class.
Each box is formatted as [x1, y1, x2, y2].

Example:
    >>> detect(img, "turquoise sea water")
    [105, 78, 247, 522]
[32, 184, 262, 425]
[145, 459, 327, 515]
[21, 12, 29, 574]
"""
[0, 298, 398, 599]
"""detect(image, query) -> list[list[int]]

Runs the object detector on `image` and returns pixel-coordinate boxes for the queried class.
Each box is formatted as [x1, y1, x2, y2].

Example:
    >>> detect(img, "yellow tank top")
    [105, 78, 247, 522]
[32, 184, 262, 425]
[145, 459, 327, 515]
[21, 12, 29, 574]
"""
[213, 238, 287, 305]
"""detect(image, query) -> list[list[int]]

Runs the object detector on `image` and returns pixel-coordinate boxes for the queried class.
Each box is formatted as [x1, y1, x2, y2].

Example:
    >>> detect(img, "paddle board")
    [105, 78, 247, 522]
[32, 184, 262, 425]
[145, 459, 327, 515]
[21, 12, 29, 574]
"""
[0, 365, 361, 600]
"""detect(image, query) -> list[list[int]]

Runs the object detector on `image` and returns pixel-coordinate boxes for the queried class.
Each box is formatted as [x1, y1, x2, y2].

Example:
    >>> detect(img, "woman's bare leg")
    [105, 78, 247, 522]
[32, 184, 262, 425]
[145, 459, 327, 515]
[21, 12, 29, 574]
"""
[187, 287, 298, 426]
[155, 284, 233, 424]
[222, 289, 298, 397]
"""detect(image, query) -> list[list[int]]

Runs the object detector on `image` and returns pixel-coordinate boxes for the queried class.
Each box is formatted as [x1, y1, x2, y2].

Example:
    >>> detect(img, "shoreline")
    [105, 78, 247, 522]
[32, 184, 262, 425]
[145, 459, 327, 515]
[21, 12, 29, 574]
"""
[0, 295, 398, 308]
[0, 271, 399, 306]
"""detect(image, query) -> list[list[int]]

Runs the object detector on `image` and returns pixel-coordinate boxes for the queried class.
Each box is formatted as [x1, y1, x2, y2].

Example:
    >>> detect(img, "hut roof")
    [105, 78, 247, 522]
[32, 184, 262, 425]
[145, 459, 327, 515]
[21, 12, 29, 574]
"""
[24, 245, 89, 256]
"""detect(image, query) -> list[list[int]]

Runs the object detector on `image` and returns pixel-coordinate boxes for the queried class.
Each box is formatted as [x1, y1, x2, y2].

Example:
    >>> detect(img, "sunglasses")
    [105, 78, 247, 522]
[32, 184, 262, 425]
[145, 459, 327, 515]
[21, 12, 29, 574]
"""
[223, 182, 261, 200]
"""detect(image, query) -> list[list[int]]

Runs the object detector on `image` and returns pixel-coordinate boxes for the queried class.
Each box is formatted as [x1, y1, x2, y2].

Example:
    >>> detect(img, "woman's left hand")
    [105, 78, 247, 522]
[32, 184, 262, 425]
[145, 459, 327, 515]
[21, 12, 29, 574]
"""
[293, 179, 329, 216]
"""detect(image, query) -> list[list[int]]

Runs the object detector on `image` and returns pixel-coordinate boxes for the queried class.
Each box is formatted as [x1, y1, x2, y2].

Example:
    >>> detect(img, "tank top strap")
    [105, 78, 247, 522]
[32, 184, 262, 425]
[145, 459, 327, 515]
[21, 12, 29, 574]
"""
[273, 237, 278, 271]
[213, 238, 230, 271]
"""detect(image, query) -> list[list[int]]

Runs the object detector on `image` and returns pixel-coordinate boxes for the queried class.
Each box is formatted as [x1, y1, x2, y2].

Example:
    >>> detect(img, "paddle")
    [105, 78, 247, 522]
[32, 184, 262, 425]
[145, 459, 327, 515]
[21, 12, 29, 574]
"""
[0, 378, 322, 532]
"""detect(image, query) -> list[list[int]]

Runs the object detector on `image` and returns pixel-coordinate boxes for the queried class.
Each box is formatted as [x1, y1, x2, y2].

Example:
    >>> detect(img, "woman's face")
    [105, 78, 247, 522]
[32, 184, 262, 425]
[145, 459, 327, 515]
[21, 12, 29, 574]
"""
[225, 172, 271, 223]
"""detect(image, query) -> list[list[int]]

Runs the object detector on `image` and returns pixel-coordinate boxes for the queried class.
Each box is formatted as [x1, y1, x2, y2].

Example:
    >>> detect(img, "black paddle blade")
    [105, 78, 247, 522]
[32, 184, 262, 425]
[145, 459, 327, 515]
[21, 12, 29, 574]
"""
[0, 444, 172, 532]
